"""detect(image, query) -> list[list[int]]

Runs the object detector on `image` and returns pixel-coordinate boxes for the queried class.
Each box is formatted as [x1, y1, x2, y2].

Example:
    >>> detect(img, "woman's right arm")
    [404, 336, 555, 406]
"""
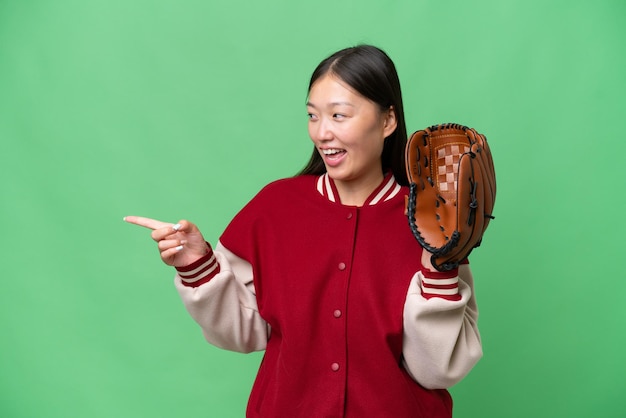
[124, 216, 268, 353]
[174, 241, 269, 353]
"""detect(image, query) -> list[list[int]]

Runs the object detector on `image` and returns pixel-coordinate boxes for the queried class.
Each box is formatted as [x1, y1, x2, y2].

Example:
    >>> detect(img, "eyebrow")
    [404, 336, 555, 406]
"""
[306, 101, 355, 108]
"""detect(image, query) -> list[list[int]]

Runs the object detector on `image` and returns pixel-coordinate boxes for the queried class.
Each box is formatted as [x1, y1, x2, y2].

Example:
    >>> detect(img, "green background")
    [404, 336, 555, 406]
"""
[1, 0, 624, 417]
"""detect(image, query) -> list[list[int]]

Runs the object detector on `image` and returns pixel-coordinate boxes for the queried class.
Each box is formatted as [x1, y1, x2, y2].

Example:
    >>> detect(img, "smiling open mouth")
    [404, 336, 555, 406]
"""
[322, 148, 346, 158]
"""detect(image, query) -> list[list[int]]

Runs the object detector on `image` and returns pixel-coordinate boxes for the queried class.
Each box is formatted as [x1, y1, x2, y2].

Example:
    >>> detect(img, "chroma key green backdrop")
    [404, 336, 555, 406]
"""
[1, 1, 624, 417]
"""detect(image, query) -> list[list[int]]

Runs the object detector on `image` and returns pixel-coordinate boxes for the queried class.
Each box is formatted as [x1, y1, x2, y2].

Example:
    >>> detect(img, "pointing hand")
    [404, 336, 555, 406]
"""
[124, 216, 208, 267]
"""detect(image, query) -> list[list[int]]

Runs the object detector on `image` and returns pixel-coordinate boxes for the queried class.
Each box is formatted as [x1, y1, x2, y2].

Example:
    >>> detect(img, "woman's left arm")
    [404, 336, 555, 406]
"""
[402, 263, 483, 389]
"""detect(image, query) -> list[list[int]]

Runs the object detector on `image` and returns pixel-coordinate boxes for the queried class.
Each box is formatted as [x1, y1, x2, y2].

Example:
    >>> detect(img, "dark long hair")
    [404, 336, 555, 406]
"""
[297, 45, 409, 186]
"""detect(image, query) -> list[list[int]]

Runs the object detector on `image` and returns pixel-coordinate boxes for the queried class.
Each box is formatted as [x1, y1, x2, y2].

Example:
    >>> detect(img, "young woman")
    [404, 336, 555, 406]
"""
[125, 45, 482, 417]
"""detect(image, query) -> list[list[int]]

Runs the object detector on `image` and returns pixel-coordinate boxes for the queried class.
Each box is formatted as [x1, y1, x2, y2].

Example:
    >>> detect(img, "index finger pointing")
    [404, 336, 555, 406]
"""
[124, 216, 173, 231]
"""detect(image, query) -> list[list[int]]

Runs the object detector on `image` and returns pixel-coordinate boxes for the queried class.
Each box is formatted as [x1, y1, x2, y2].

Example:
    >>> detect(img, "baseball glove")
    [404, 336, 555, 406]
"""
[405, 123, 496, 271]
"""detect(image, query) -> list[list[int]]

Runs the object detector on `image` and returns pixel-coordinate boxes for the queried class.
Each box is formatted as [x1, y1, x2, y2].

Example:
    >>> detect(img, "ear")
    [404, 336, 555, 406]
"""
[382, 106, 398, 138]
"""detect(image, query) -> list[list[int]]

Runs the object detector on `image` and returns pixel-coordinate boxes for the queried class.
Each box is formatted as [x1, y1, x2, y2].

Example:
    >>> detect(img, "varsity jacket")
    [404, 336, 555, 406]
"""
[174, 173, 482, 418]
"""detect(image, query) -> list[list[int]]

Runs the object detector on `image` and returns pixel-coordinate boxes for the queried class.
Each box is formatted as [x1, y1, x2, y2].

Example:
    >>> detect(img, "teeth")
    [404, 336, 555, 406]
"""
[322, 149, 344, 155]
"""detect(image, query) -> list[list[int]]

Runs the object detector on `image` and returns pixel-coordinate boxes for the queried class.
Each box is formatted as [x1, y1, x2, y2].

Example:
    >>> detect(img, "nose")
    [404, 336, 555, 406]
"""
[310, 117, 333, 142]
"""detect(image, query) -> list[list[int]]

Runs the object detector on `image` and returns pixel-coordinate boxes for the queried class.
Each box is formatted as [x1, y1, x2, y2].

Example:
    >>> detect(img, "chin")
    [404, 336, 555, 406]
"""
[325, 167, 346, 180]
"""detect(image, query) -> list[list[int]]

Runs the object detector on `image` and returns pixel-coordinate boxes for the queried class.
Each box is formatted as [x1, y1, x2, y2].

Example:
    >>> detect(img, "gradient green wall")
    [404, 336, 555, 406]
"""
[2, 1, 624, 417]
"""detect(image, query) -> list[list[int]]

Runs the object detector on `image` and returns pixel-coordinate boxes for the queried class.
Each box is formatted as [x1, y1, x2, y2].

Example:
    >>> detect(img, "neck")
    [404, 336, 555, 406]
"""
[333, 170, 385, 207]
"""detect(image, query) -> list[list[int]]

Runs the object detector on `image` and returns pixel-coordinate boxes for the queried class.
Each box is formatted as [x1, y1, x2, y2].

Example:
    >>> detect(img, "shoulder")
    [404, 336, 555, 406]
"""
[260, 175, 316, 193]
[252, 175, 318, 203]
[220, 175, 319, 251]
[227, 175, 319, 219]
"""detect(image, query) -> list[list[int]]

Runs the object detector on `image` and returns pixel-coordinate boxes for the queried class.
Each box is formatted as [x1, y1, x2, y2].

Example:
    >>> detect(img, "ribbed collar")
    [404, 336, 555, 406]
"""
[315, 172, 402, 206]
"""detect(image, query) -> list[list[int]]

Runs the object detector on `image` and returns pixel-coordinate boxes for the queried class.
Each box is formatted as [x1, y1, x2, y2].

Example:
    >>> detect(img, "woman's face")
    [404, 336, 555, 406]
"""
[306, 74, 396, 189]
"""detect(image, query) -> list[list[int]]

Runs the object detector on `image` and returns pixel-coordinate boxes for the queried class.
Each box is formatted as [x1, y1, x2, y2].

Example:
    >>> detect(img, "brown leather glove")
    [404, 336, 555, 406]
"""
[405, 123, 496, 271]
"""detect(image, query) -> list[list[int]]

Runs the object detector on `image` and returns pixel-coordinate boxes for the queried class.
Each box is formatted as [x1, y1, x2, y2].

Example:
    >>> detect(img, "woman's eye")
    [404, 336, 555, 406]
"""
[307, 113, 316, 120]
[333, 113, 345, 120]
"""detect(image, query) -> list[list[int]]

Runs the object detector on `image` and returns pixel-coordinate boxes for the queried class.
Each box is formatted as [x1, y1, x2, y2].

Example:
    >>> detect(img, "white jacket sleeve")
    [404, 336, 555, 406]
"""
[174, 241, 269, 353]
[402, 264, 482, 389]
